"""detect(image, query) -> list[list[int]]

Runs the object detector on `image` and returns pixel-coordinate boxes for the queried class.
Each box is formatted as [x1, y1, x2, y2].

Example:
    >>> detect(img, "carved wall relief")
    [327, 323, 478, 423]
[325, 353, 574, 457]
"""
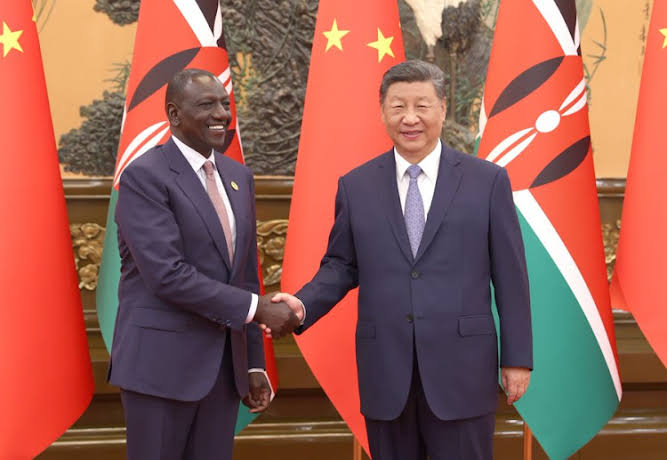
[256, 219, 289, 291]
[602, 220, 621, 281]
[70, 223, 105, 291]
[67, 218, 622, 293]
[222, 1, 318, 175]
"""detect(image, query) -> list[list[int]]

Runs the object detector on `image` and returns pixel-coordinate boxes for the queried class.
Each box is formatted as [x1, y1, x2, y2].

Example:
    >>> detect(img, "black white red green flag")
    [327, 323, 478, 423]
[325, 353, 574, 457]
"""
[477, 1, 621, 457]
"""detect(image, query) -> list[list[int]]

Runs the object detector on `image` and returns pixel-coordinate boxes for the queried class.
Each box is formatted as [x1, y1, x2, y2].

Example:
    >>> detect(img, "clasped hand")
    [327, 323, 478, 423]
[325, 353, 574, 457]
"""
[253, 292, 304, 339]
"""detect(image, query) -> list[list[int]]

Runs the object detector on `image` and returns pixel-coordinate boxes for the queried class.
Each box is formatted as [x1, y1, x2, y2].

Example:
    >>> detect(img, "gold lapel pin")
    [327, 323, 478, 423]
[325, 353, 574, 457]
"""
[231, 181, 239, 191]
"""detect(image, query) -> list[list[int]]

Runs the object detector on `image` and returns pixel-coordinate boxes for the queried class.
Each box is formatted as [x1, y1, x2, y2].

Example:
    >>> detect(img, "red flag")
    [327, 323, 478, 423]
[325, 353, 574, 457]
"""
[281, 0, 404, 452]
[610, 1, 667, 366]
[0, 2, 94, 457]
[477, 1, 621, 456]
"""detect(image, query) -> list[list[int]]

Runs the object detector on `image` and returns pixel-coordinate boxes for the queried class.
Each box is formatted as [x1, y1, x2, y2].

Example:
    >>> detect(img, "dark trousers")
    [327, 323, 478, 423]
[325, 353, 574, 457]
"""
[121, 342, 239, 460]
[365, 355, 495, 460]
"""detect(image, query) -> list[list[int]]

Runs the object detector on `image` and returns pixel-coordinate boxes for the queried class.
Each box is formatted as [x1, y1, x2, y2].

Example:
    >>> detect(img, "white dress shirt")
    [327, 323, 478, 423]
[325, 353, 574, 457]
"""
[394, 139, 442, 218]
[172, 135, 258, 324]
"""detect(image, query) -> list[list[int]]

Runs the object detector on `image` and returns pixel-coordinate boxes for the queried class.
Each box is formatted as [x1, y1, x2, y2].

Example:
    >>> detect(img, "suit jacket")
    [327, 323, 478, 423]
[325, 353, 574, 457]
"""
[109, 137, 264, 402]
[296, 143, 532, 421]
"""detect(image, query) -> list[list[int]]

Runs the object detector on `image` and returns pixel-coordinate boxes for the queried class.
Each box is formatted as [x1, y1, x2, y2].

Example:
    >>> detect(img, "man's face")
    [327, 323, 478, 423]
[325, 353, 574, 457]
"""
[381, 81, 446, 163]
[169, 75, 231, 156]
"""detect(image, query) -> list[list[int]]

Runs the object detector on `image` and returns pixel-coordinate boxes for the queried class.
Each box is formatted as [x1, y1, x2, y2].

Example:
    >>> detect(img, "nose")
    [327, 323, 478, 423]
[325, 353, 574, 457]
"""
[213, 102, 231, 125]
[402, 108, 419, 124]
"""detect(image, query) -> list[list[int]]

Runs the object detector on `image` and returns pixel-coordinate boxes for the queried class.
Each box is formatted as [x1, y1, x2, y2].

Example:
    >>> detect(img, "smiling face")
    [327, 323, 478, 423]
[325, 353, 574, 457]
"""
[380, 80, 446, 164]
[167, 74, 231, 157]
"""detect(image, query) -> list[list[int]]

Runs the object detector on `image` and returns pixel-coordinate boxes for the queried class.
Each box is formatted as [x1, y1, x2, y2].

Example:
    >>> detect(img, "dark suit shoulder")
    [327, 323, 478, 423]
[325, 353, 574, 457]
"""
[121, 144, 171, 180]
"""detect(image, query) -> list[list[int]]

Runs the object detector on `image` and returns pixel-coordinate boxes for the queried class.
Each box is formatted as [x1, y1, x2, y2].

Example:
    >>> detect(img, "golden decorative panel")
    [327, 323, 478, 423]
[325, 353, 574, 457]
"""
[70, 223, 105, 291]
[602, 220, 621, 281]
[256, 219, 288, 290]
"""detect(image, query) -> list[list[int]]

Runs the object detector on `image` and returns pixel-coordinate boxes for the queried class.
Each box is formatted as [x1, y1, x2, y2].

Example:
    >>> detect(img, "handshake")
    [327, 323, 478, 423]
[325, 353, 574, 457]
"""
[253, 292, 304, 339]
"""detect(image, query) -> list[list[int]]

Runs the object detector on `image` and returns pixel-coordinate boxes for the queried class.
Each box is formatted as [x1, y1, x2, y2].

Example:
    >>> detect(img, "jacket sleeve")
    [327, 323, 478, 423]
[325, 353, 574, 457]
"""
[295, 177, 359, 332]
[489, 167, 533, 369]
[243, 173, 265, 369]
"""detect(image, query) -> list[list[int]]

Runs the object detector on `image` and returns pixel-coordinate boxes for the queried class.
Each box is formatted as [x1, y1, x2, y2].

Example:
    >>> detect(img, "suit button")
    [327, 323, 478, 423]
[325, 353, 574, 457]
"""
[406, 314, 414, 323]
[411, 271, 420, 279]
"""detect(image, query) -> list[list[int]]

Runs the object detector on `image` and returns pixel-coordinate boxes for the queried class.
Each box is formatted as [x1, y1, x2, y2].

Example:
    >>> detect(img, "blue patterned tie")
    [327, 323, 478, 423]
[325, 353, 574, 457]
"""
[405, 164, 425, 257]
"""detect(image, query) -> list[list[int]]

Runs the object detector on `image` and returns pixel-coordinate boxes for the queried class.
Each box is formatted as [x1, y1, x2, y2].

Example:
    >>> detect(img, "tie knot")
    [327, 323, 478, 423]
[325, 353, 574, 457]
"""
[407, 164, 422, 180]
[203, 160, 216, 178]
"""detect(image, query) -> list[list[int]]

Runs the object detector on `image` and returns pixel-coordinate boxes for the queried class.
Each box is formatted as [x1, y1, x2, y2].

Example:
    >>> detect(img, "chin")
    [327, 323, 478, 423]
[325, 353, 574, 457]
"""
[209, 138, 228, 152]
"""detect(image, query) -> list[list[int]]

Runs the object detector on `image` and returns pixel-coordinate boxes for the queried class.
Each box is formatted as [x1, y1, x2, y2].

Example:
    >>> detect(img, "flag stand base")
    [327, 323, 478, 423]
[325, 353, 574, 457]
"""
[523, 423, 533, 460]
[353, 437, 363, 460]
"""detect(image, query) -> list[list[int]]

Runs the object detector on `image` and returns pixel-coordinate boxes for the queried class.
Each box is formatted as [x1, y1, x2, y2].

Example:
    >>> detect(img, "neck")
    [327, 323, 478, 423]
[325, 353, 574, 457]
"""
[396, 141, 439, 165]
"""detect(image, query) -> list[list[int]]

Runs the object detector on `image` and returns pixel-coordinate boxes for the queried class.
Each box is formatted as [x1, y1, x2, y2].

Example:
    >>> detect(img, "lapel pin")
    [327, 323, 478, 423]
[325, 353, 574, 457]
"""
[231, 181, 239, 191]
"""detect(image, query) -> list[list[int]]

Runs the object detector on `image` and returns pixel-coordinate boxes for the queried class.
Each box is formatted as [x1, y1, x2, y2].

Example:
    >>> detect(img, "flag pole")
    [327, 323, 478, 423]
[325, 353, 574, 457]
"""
[353, 437, 363, 460]
[523, 422, 533, 460]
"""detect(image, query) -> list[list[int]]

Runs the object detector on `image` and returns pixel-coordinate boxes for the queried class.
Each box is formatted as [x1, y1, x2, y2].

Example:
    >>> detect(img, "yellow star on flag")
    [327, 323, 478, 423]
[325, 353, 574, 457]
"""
[367, 28, 394, 62]
[323, 19, 349, 52]
[660, 28, 667, 49]
[0, 22, 24, 58]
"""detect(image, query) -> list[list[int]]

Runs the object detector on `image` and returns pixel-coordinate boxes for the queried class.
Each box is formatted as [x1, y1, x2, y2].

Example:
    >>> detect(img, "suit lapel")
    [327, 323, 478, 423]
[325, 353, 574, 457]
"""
[414, 143, 462, 263]
[377, 151, 414, 264]
[166, 138, 233, 270]
[215, 153, 249, 275]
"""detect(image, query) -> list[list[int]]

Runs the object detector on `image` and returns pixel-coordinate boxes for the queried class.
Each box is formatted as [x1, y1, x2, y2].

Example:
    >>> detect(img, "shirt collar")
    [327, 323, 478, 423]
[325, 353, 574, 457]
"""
[394, 139, 442, 182]
[172, 134, 215, 173]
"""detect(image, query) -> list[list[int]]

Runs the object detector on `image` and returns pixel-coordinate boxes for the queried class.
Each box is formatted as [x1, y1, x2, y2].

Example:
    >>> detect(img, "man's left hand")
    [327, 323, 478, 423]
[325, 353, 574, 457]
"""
[501, 367, 531, 405]
[242, 372, 272, 413]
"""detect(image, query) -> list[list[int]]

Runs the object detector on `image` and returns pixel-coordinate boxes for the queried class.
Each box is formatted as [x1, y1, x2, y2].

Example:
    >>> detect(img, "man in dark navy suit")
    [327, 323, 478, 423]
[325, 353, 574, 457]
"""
[275, 60, 533, 459]
[109, 68, 299, 460]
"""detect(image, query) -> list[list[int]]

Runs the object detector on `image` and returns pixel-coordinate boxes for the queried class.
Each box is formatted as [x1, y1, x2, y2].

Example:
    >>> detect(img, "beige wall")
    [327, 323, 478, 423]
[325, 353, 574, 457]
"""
[582, 0, 651, 178]
[39, 0, 135, 142]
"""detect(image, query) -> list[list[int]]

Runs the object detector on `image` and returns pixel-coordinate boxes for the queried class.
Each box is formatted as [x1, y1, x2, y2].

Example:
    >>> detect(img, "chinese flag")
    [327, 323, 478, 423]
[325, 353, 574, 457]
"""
[0, 2, 94, 458]
[610, 1, 667, 366]
[281, 0, 404, 453]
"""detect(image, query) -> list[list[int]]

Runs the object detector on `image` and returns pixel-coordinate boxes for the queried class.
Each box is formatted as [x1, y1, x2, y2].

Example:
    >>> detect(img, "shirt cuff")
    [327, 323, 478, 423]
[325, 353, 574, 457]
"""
[245, 293, 258, 323]
[296, 297, 306, 326]
[248, 368, 275, 401]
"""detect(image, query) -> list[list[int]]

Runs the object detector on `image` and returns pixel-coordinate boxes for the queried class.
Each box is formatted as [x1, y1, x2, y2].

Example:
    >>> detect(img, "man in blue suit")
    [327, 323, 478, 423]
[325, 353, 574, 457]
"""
[109, 68, 299, 460]
[275, 60, 533, 459]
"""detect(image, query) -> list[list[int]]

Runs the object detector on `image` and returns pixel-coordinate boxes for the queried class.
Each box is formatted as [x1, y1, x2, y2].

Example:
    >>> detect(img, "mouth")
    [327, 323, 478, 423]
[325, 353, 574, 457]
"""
[208, 124, 227, 134]
[401, 130, 422, 140]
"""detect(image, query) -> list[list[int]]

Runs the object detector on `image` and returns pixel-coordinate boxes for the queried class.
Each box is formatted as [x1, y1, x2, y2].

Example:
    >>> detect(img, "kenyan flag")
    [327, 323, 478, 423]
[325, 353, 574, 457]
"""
[477, 1, 621, 458]
[95, 0, 277, 434]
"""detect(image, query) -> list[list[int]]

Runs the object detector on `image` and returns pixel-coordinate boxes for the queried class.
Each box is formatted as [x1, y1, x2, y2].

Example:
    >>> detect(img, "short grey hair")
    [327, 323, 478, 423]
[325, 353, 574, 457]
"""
[379, 60, 446, 104]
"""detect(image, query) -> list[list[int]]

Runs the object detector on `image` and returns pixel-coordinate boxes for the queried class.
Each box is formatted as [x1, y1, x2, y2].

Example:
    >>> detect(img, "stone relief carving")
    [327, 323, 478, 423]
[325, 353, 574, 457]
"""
[222, 1, 318, 175]
[602, 220, 621, 281]
[256, 219, 289, 290]
[70, 223, 105, 291]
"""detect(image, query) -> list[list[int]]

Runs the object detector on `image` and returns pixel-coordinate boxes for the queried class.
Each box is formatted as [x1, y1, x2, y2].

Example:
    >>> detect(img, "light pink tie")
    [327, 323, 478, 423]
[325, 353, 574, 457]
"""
[203, 161, 234, 261]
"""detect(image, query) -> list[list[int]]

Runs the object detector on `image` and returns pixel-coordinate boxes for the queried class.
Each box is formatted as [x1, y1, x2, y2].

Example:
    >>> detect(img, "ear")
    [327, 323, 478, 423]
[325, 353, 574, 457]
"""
[166, 102, 180, 126]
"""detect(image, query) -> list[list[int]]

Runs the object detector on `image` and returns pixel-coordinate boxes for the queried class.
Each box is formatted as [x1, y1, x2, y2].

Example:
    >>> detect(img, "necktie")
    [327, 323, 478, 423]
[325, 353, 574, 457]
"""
[405, 164, 425, 257]
[203, 161, 234, 261]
